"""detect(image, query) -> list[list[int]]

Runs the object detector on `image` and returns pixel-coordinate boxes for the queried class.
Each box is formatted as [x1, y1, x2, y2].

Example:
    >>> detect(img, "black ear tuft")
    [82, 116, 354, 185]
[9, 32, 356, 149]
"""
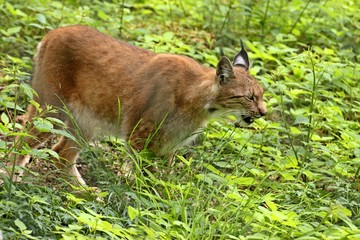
[233, 40, 250, 70]
[216, 56, 234, 85]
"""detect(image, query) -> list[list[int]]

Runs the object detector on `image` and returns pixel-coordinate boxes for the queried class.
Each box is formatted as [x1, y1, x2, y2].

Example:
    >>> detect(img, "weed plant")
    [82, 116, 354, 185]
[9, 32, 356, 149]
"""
[0, 0, 359, 239]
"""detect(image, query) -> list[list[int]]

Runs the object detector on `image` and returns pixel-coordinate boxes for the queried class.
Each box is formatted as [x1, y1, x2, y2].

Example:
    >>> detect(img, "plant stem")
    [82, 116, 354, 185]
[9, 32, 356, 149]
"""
[245, 0, 258, 33]
[289, 0, 312, 34]
[167, 0, 174, 29]
[119, 0, 126, 37]
[306, 55, 317, 145]
[300, 0, 328, 37]
[261, 0, 271, 41]
[218, 0, 234, 38]
[301, 53, 325, 179]
[7, 66, 21, 196]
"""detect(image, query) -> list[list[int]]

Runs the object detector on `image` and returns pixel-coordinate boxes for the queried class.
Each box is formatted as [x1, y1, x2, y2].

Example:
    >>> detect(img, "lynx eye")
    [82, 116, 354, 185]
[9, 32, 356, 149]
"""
[246, 95, 257, 101]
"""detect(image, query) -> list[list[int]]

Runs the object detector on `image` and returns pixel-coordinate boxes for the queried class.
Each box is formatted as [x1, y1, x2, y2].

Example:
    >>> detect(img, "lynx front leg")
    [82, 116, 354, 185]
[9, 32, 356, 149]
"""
[52, 135, 86, 185]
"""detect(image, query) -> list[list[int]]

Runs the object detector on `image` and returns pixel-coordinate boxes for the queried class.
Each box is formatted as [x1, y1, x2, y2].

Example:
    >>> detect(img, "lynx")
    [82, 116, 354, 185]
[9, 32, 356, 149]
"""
[4, 25, 267, 185]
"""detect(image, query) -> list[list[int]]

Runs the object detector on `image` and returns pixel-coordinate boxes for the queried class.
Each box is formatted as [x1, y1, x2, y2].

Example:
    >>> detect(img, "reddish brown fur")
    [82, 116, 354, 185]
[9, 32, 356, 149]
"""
[4, 25, 267, 185]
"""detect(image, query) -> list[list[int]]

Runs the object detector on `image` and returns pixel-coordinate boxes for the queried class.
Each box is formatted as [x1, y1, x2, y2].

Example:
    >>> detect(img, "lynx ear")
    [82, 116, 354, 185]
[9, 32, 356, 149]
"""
[216, 56, 234, 85]
[233, 40, 250, 70]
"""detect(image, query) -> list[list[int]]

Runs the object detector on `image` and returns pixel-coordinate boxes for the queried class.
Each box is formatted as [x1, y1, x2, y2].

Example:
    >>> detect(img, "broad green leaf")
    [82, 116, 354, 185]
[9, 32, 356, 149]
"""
[290, 89, 310, 96]
[66, 193, 85, 205]
[1, 113, 9, 125]
[280, 172, 296, 180]
[270, 210, 287, 222]
[36, 13, 47, 24]
[128, 206, 139, 221]
[293, 115, 309, 125]
[6, 26, 21, 35]
[77, 213, 95, 226]
[97, 10, 109, 21]
[14, 219, 27, 231]
[311, 134, 334, 142]
[29, 100, 40, 109]
[195, 173, 213, 184]
[290, 126, 301, 134]
[231, 176, 255, 186]
[172, 220, 190, 232]
[33, 118, 54, 132]
[31, 195, 50, 205]
[162, 32, 174, 41]
[213, 161, 232, 169]
[5, 2, 16, 15]
[265, 199, 278, 211]
[203, 163, 221, 175]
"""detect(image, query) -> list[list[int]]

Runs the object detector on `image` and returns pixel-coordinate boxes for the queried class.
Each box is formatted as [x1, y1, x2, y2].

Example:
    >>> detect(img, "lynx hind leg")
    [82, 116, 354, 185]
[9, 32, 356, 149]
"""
[51, 134, 86, 185]
[4, 105, 53, 182]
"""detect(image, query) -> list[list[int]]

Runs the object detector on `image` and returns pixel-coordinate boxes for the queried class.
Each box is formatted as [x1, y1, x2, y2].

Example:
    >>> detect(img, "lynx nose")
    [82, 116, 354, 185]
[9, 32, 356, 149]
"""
[259, 102, 267, 116]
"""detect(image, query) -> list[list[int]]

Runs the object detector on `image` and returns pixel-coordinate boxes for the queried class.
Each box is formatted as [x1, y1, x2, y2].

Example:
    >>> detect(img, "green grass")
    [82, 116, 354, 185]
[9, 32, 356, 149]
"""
[1, 0, 360, 239]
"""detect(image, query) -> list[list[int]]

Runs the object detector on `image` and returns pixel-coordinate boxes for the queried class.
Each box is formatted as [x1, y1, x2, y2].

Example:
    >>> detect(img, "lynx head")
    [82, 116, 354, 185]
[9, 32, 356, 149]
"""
[211, 41, 267, 125]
